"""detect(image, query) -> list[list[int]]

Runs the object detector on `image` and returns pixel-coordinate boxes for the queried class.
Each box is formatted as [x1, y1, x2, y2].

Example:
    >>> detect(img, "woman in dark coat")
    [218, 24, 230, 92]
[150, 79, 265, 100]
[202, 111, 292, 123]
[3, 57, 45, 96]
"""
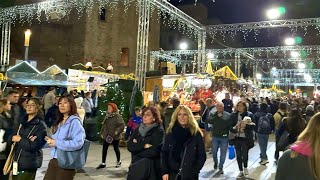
[97, 103, 125, 169]
[229, 101, 255, 178]
[161, 105, 206, 180]
[10, 98, 47, 180]
[127, 106, 164, 180]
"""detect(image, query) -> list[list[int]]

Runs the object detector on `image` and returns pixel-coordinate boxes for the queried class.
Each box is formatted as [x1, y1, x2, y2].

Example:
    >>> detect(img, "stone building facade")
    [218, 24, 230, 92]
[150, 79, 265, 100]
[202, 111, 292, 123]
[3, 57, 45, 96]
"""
[10, 0, 160, 73]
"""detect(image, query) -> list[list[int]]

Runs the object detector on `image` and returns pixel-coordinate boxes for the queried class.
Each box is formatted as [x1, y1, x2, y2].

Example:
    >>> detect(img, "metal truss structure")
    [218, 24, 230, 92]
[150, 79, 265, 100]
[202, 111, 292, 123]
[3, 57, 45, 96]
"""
[135, 0, 151, 91]
[206, 17, 320, 32]
[0, 22, 10, 69]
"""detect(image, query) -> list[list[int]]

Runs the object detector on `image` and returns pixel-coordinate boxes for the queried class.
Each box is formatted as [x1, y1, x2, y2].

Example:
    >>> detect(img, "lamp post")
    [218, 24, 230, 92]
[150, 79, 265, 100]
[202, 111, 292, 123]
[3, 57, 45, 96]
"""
[24, 29, 31, 60]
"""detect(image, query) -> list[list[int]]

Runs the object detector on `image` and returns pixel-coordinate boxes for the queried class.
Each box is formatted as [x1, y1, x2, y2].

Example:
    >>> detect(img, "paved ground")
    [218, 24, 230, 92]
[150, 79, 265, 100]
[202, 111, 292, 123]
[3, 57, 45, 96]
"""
[35, 135, 278, 180]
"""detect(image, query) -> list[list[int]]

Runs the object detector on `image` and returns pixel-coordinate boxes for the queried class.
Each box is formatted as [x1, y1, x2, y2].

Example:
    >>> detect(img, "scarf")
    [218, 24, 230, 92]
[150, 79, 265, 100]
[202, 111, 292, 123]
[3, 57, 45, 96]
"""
[172, 122, 192, 162]
[139, 123, 158, 137]
[291, 140, 313, 157]
[106, 112, 118, 119]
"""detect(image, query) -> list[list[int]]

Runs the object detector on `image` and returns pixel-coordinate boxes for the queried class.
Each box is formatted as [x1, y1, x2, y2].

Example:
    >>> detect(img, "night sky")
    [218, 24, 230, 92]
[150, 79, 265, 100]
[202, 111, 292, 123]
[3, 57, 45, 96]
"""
[171, 0, 320, 23]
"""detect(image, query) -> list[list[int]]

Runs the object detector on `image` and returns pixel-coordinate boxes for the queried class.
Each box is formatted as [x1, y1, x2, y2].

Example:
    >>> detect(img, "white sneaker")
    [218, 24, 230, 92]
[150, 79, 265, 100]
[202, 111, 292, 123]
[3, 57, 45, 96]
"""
[237, 172, 244, 178]
[260, 160, 269, 165]
[243, 168, 249, 175]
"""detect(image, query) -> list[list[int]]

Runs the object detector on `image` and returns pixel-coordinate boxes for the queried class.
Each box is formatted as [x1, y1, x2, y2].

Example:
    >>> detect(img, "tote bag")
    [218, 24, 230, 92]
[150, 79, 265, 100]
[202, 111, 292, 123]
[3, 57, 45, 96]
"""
[127, 158, 153, 180]
[57, 139, 91, 169]
[3, 125, 22, 175]
[56, 119, 91, 169]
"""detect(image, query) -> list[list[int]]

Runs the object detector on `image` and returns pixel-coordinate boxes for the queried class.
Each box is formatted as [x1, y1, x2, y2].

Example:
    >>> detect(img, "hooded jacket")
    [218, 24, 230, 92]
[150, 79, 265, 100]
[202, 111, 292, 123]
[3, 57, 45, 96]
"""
[276, 141, 316, 180]
[50, 115, 85, 159]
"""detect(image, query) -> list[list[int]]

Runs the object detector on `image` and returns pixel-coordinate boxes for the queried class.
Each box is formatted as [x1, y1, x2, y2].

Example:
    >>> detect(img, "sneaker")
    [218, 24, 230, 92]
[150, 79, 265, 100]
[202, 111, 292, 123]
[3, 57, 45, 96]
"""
[214, 163, 218, 170]
[243, 168, 249, 175]
[116, 160, 122, 168]
[96, 163, 106, 169]
[218, 169, 224, 174]
[237, 172, 244, 178]
[260, 160, 269, 165]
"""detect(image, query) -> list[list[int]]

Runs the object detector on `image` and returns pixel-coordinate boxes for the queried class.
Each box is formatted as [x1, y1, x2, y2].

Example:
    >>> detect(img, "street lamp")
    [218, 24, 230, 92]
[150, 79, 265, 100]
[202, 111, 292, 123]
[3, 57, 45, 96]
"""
[256, 73, 262, 79]
[24, 29, 32, 60]
[284, 37, 295, 46]
[179, 42, 188, 50]
[207, 53, 214, 59]
[298, 63, 305, 69]
[266, 6, 286, 20]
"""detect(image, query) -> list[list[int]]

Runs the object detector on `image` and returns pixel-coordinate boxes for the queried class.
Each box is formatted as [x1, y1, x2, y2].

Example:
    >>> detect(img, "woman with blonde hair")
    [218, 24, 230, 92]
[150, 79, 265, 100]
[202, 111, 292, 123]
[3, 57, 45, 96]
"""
[276, 112, 320, 180]
[161, 105, 206, 180]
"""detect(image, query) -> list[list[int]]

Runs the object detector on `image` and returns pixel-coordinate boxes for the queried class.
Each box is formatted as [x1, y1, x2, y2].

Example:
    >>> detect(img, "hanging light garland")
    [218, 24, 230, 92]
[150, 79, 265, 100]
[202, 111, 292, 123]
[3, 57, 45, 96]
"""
[0, 0, 204, 37]
[206, 17, 320, 41]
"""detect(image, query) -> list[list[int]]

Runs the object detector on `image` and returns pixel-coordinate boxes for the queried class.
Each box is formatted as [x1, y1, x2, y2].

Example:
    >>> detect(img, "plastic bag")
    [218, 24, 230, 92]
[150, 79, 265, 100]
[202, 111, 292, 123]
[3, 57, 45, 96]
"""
[228, 145, 235, 160]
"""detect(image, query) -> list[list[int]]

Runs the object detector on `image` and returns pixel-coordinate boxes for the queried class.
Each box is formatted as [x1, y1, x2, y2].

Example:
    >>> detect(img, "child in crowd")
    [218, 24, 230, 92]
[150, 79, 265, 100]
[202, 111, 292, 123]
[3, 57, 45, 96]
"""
[125, 107, 142, 140]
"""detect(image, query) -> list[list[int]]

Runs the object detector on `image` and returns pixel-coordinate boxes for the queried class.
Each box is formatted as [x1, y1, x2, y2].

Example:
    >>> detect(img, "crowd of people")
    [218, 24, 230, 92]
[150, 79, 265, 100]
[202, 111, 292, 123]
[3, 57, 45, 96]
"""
[0, 87, 319, 180]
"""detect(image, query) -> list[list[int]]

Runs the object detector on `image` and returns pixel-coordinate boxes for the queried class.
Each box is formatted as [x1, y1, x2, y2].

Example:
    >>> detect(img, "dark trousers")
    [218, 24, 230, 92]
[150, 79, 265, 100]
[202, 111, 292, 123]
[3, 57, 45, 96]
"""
[234, 137, 249, 171]
[102, 140, 120, 163]
[274, 135, 280, 160]
[0, 160, 9, 180]
[12, 171, 36, 180]
[44, 159, 76, 180]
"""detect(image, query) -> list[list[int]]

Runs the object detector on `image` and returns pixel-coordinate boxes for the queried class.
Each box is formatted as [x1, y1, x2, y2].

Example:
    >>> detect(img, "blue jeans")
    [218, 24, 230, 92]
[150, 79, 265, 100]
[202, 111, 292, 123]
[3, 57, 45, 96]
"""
[257, 133, 269, 160]
[212, 137, 228, 169]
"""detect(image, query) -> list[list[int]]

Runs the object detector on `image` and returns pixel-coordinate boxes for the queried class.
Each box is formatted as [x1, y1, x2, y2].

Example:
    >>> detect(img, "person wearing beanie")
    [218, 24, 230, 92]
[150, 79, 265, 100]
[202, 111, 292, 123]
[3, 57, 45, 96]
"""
[303, 105, 314, 123]
[74, 97, 85, 124]
[97, 102, 125, 169]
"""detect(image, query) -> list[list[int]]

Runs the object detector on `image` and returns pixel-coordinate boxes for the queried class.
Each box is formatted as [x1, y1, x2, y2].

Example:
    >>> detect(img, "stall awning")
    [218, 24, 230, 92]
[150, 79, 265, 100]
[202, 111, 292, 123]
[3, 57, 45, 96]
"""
[214, 66, 238, 80]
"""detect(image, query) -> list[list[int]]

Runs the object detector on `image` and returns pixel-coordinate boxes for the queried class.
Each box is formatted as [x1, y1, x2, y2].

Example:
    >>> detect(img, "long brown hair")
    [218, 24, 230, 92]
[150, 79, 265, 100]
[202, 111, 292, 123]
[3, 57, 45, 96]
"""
[286, 108, 306, 137]
[295, 112, 320, 179]
[52, 94, 78, 133]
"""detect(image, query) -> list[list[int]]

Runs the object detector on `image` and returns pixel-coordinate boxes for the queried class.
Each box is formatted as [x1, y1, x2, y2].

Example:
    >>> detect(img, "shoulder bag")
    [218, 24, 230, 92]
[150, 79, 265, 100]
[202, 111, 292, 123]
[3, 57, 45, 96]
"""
[127, 158, 153, 180]
[3, 125, 22, 175]
[175, 147, 188, 180]
[56, 119, 91, 169]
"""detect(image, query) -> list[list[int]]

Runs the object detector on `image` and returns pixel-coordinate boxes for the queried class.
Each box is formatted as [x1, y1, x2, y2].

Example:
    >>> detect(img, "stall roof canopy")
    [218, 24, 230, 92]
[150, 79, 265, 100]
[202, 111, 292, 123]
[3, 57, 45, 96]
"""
[214, 66, 238, 81]
[6, 62, 71, 86]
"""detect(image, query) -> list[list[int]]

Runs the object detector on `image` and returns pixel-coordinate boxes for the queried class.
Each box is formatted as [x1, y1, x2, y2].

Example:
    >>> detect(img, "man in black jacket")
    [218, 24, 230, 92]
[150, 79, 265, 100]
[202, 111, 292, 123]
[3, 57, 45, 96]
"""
[207, 102, 231, 174]
[6, 90, 20, 130]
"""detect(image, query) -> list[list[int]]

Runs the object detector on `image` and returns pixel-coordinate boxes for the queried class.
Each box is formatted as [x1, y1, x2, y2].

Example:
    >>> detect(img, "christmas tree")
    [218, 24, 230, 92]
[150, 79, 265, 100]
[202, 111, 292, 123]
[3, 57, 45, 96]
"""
[96, 82, 126, 136]
[129, 84, 144, 115]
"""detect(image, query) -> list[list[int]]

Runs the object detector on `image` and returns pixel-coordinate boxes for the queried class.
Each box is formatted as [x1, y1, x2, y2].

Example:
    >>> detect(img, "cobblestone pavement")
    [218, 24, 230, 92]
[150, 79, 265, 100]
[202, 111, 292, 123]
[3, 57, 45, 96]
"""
[35, 135, 277, 180]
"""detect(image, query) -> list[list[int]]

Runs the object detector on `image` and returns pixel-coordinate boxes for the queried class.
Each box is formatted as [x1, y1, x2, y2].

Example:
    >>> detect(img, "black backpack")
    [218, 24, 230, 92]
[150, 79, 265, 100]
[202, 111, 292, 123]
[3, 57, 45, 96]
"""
[257, 114, 272, 134]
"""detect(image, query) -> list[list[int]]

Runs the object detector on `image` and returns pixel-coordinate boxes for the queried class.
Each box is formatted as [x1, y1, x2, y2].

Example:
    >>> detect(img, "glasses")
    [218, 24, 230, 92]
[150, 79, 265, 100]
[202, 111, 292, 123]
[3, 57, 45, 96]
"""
[143, 113, 153, 117]
[26, 104, 36, 108]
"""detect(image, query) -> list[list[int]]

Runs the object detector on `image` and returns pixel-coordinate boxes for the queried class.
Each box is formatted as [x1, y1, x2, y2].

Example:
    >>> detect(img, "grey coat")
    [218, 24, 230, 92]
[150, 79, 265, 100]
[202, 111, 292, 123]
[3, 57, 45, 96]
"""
[276, 150, 316, 180]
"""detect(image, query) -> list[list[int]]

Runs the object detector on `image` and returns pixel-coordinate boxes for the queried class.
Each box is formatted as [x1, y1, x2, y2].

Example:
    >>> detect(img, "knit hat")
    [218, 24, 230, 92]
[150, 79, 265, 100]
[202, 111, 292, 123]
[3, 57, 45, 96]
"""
[108, 103, 118, 112]
[74, 97, 83, 108]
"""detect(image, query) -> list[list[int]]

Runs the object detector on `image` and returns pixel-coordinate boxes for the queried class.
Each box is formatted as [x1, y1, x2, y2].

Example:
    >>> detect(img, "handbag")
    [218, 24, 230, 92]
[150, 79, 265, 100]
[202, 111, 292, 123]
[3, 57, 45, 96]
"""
[277, 131, 290, 151]
[175, 147, 188, 180]
[3, 125, 22, 175]
[228, 145, 235, 160]
[56, 119, 91, 169]
[127, 158, 153, 180]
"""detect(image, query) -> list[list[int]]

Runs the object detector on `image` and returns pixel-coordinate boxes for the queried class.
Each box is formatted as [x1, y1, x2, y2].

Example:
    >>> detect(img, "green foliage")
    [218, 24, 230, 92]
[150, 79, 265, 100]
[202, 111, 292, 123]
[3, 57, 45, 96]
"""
[96, 82, 131, 137]
[129, 85, 144, 115]
[0, 0, 14, 7]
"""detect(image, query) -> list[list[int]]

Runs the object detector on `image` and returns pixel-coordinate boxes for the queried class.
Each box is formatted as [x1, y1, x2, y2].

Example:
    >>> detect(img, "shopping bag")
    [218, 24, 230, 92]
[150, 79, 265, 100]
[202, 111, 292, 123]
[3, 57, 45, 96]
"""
[228, 145, 235, 160]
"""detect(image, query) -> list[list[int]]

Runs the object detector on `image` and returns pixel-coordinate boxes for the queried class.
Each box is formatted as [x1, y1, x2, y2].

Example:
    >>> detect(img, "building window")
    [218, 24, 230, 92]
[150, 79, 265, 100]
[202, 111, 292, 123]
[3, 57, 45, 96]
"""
[99, 8, 106, 21]
[120, 48, 129, 66]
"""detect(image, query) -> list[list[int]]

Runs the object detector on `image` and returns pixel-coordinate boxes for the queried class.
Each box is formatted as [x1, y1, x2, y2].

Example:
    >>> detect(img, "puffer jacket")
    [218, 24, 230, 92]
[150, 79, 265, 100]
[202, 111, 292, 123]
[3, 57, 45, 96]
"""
[100, 113, 125, 140]
[11, 115, 47, 171]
